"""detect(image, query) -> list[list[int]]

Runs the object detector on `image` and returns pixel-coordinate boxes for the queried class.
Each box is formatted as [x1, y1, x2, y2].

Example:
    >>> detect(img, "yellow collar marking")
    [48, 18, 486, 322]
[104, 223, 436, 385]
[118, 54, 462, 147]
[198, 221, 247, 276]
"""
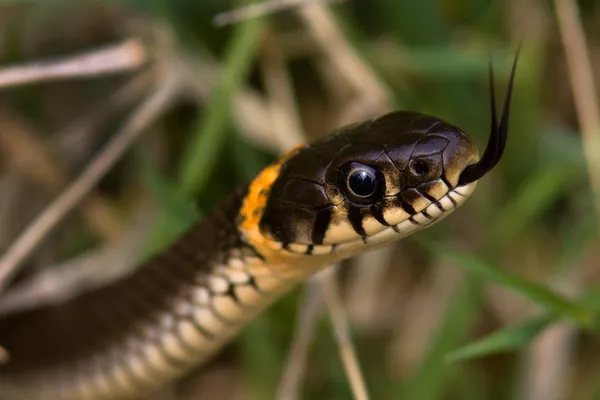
[239, 145, 305, 267]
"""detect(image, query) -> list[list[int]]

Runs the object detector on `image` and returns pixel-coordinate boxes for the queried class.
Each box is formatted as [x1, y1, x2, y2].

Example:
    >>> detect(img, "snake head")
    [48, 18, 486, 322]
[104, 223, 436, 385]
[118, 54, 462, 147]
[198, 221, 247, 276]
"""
[240, 52, 518, 262]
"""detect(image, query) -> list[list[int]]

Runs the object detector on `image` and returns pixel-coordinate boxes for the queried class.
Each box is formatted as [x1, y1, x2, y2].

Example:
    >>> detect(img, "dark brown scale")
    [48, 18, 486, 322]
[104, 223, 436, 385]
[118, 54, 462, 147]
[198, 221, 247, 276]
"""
[411, 137, 449, 158]
[261, 204, 316, 245]
[442, 137, 472, 181]
[281, 177, 330, 210]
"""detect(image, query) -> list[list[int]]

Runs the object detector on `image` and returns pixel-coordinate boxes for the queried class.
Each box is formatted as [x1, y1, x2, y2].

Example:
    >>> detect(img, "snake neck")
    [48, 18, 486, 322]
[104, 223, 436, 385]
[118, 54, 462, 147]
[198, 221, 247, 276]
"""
[0, 186, 307, 400]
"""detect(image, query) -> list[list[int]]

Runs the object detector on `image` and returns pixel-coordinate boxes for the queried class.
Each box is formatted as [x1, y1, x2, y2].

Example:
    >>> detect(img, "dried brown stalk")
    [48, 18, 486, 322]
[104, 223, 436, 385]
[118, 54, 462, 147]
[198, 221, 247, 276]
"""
[0, 72, 181, 295]
[0, 39, 148, 90]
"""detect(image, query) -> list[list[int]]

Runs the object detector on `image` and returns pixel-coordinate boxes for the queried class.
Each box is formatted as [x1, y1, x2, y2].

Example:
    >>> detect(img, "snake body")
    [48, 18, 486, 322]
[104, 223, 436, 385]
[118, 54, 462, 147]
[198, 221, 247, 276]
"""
[0, 54, 518, 400]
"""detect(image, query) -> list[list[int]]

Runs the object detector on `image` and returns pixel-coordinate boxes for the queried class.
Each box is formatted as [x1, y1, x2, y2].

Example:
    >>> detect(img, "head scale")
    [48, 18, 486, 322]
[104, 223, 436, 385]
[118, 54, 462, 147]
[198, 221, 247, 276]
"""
[239, 51, 519, 263]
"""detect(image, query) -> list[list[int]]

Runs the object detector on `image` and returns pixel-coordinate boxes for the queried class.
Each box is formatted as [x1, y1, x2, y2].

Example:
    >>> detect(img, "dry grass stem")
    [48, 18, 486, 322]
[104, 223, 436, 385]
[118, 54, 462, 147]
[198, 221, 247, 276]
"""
[345, 247, 394, 327]
[521, 279, 579, 400]
[298, 3, 391, 117]
[0, 173, 23, 248]
[0, 346, 8, 364]
[554, 0, 600, 229]
[231, 89, 280, 151]
[319, 267, 370, 400]
[522, 320, 576, 400]
[389, 264, 463, 376]
[0, 203, 156, 315]
[0, 73, 181, 295]
[0, 110, 124, 241]
[0, 39, 148, 90]
[54, 72, 152, 158]
[276, 278, 323, 400]
[260, 32, 306, 150]
[213, 0, 345, 27]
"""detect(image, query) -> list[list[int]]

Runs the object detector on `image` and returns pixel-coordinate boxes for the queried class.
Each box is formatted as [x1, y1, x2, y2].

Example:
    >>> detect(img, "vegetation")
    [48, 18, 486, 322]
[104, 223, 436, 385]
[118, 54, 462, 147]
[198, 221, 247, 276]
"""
[0, 0, 599, 399]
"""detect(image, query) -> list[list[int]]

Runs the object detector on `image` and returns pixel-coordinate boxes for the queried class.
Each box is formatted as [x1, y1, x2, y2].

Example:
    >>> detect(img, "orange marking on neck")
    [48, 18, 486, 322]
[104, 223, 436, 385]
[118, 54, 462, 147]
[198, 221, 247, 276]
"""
[239, 145, 303, 262]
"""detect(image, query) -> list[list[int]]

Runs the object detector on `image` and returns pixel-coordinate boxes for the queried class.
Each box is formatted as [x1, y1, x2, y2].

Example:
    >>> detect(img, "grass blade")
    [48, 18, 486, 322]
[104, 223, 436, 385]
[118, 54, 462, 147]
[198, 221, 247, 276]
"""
[177, 13, 264, 198]
[417, 239, 593, 326]
[446, 314, 555, 363]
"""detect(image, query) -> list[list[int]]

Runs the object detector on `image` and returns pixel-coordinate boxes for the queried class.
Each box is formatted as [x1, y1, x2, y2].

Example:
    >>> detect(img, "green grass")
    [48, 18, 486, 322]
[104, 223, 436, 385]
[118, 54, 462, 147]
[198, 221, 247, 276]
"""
[445, 314, 555, 363]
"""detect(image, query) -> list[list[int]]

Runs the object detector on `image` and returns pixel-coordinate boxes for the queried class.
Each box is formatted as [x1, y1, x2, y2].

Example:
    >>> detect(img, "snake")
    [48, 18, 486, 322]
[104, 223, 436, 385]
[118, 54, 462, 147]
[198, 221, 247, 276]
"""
[0, 53, 518, 399]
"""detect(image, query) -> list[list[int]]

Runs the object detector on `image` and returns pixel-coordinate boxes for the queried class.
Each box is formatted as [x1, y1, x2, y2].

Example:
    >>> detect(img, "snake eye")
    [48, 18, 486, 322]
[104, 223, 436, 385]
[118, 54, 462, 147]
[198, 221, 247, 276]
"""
[347, 168, 378, 198]
[339, 162, 384, 204]
[409, 159, 429, 176]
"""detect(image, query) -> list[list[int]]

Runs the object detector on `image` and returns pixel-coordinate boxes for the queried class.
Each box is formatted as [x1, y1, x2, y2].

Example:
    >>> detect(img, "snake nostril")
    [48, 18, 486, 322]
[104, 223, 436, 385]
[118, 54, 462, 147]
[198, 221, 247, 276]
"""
[409, 159, 429, 176]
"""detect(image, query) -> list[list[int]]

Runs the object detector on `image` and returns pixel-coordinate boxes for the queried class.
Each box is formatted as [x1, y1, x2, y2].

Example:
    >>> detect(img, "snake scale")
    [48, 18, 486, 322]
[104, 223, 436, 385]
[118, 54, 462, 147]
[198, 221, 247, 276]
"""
[0, 53, 519, 399]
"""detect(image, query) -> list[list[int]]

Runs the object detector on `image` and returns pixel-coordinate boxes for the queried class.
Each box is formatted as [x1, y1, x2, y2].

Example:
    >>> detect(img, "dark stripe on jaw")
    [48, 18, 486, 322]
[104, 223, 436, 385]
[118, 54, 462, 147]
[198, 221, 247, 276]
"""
[408, 216, 419, 225]
[312, 207, 332, 245]
[305, 244, 314, 255]
[397, 196, 416, 215]
[441, 175, 454, 191]
[347, 207, 367, 238]
[447, 193, 458, 207]
[421, 209, 434, 220]
[436, 201, 446, 212]
[369, 204, 390, 226]
[417, 188, 445, 212]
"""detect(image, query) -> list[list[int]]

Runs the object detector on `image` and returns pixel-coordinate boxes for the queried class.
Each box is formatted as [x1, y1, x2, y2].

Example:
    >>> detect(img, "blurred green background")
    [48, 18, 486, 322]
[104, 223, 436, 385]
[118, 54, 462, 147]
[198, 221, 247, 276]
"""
[0, 0, 599, 399]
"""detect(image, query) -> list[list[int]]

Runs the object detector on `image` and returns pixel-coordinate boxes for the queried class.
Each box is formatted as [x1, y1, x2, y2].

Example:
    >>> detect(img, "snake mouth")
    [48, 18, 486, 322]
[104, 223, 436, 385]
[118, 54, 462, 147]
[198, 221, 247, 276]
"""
[458, 50, 520, 186]
[276, 181, 477, 258]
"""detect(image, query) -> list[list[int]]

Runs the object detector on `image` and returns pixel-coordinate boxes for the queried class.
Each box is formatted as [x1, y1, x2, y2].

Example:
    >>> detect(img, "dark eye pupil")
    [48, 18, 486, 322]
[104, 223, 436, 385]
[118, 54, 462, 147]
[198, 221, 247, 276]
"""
[411, 160, 429, 176]
[348, 169, 378, 198]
